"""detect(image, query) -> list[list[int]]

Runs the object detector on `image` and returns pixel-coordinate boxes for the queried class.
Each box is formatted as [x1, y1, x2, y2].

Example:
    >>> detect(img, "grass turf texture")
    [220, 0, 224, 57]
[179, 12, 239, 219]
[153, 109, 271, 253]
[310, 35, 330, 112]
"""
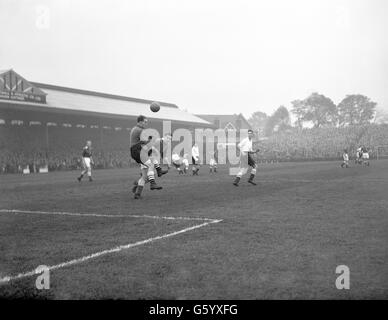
[0, 160, 387, 299]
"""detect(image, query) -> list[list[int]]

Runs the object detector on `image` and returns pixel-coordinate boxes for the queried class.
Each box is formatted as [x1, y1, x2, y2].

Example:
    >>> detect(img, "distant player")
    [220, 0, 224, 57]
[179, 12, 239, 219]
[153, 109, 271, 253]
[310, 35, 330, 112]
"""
[172, 152, 183, 174]
[130, 115, 162, 199]
[233, 129, 259, 186]
[209, 151, 218, 173]
[182, 154, 190, 174]
[362, 146, 370, 166]
[77, 140, 94, 182]
[341, 149, 349, 168]
[191, 143, 200, 175]
[209, 157, 217, 173]
[356, 146, 363, 165]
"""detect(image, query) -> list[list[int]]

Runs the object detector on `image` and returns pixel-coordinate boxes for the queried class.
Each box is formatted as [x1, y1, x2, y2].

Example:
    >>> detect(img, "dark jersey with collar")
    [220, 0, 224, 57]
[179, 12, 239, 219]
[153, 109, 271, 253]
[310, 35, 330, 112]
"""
[82, 146, 92, 158]
[130, 125, 148, 148]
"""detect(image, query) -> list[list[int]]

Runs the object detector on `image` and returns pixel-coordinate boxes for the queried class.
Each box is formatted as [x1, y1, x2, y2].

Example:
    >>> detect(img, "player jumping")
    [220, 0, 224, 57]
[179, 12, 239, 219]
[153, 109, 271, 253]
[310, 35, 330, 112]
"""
[233, 129, 259, 186]
[77, 140, 94, 182]
[130, 115, 163, 199]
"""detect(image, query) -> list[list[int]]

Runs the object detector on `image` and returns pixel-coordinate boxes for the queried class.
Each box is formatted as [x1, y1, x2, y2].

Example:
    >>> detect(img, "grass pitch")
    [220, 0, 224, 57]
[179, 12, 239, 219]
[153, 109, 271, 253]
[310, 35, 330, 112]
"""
[0, 160, 387, 299]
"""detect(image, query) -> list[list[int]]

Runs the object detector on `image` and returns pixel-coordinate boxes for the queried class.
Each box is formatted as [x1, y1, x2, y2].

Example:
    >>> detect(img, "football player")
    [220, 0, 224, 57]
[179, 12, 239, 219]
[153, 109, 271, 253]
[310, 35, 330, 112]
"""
[356, 146, 363, 165]
[172, 152, 183, 174]
[209, 151, 218, 173]
[362, 146, 370, 166]
[77, 140, 94, 182]
[341, 149, 349, 168]
[182, 154, 190, 174]
[209, 157, 217, 173]
[130, 115, 162, 199]
[191, 143, 200, 175]
[233, 129, 259, 186]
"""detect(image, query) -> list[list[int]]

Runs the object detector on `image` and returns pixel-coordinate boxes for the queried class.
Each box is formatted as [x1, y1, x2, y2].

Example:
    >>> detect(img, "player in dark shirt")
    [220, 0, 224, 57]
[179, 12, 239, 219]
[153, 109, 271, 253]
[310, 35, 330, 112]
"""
[130, 115, 165, 199]
[77, 140, 94, 182]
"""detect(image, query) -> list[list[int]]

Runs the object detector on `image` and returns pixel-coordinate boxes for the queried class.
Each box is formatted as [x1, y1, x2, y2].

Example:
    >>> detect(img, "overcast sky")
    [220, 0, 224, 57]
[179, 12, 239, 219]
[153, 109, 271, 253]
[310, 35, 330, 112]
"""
[1, 0, 387, 118]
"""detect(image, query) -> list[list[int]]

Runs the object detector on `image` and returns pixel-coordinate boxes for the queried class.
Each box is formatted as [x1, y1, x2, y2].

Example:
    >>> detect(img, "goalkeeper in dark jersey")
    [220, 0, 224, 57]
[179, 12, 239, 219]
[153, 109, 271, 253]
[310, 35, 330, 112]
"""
[130, 115, 168, 199]
[77, 140, 94, 182]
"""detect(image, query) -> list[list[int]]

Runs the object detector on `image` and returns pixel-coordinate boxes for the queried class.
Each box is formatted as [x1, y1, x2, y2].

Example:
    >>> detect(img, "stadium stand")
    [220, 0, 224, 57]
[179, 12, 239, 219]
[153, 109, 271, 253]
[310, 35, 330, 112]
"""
[2, 121, 388, 173]
[0, 69, 211, 174]
[1, 69, 387, 173]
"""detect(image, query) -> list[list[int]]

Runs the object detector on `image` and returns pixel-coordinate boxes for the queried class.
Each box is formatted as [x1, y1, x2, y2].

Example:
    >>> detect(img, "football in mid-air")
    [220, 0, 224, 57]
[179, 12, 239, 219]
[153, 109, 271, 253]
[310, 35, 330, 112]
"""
[150, 101, 161, 112]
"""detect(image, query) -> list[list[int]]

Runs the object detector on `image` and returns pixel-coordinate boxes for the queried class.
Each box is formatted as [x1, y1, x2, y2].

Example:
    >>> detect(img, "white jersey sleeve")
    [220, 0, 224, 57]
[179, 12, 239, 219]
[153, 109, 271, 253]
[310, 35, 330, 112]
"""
[238, 137, 253, 153]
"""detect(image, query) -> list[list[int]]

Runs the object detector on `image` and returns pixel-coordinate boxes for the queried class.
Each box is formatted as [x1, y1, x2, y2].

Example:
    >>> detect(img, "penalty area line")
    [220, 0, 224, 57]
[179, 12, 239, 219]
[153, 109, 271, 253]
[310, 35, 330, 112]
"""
[0, 218, 222, 284]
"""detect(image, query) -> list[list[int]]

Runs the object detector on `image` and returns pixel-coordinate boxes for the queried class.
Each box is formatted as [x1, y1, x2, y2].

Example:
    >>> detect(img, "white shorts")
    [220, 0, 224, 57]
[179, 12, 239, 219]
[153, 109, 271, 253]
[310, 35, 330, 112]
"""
[83, 157, 91, 169]
[140, 158, 153, 170]
[362, 153, 369, 159]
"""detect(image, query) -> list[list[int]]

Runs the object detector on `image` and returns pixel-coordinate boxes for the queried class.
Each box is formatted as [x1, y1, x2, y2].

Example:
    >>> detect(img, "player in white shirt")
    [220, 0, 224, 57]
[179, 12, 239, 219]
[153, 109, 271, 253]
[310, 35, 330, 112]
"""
[182, 154, 190, 174]
[209, 155, 217, 173]
[341, 149, 349, 168]
[210, 149, 218, 173]
[233, 129, 259, 186]
[172, 152, 183, 174]
[362, 146, 370, 166]
[191, 143, 200, 175]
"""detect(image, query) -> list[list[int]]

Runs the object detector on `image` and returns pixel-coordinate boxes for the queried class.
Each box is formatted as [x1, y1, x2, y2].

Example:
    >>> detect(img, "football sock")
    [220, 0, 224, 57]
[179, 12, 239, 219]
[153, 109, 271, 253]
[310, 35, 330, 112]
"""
[248, 174, 256, 185]
[233, 176, 240, 186]
[132, 181, 138, 193]
[148, 174, 162, 190]
[134, 185, 144, 199]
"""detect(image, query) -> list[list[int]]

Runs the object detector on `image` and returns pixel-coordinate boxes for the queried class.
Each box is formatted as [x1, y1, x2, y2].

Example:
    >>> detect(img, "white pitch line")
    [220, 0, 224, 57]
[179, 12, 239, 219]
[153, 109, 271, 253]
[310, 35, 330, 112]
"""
[0, 209, 215, 222]
[0, 219, 222, 284]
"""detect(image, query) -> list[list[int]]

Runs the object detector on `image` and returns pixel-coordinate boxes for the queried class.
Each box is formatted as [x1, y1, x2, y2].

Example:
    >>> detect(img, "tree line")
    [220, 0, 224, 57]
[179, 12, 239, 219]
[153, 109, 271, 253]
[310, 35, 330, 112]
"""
[248, 93, 383, 136]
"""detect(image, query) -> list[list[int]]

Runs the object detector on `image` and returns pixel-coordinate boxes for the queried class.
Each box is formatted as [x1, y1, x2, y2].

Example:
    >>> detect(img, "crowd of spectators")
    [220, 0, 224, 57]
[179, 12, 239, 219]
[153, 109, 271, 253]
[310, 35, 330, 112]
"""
[1, 123, 388, 174]
[0, 125, 133, 174]
[258, 125, 365, 161]
[257, 124, 388, 161]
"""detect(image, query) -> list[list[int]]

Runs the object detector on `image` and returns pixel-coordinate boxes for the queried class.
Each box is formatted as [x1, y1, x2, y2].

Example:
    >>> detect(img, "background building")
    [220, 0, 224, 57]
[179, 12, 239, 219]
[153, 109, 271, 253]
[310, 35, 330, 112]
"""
[0, 69, 211, 173]
[196, 114, 252, 131]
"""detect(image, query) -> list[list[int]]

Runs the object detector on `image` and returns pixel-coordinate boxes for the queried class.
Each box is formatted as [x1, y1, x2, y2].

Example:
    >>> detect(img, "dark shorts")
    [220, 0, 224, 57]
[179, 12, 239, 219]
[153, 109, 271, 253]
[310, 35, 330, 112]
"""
[130, 144, 144, 165]
[248, 153, 256, 168]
